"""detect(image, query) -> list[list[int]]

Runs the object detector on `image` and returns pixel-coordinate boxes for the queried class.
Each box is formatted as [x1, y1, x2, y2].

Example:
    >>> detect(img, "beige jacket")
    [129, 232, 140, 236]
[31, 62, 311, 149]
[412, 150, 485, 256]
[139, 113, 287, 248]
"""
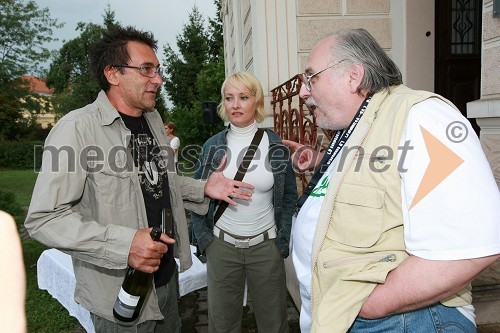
[25, 91, 209, 323]
[310, 85, 471, 332]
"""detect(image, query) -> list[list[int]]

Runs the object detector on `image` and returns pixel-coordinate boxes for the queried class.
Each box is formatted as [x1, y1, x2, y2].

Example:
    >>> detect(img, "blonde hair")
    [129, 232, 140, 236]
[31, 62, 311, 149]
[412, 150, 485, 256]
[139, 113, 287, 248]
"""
[217, 71, 265, 123]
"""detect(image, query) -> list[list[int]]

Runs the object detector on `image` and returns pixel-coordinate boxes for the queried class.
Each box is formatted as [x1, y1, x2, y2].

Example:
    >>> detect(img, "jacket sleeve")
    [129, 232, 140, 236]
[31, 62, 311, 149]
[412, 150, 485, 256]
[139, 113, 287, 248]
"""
[282, 153, 298, 234]
[190, 141, 218, 253]
[172, 173, 210, 215]
[273, 136, 298, 258]
[24, 117, 136, 269]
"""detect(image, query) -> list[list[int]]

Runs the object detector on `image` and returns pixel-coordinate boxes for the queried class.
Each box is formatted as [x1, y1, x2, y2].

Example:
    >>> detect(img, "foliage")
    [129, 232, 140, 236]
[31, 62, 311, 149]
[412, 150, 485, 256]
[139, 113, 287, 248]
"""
[0, 189, 24, 223]
[197, 49, 226, 103]
[0, 79, 53, 140]
[0, 0, 62, 79]
[207, 0, 224, 62]
[162, 1, 225, 150]
[155, 91, 170, 121]
[162, 7, 210, 110]
[46, 9, 116, 114]
[167, 102, 224, 170]
[0, 141, 44, 170]
[0, 79, 31, 140]
[0, 0, 61, 140]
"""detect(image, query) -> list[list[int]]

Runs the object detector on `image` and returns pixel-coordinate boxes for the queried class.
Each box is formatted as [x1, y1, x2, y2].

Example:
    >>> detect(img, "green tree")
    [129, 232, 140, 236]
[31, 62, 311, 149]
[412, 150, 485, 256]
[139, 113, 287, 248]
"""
[162, 1, 225, 151]
[163, 6, 210, 110]
[0, 0, 62, 140]
[46, 8, 116, 114]
[0, 0, 62, 79]
[198, 0, 225, 103]
[207, 0, 224, 62]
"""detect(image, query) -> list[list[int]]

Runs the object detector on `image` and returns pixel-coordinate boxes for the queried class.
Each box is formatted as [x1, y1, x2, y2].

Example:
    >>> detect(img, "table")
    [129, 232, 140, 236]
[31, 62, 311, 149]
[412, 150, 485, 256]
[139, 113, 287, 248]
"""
[37, 246, 207, 333]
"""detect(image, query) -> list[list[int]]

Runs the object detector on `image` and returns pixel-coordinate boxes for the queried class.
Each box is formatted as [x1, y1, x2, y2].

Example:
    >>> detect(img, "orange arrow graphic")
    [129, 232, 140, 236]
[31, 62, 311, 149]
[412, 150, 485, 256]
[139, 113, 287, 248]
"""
[409, 126, 464, 209]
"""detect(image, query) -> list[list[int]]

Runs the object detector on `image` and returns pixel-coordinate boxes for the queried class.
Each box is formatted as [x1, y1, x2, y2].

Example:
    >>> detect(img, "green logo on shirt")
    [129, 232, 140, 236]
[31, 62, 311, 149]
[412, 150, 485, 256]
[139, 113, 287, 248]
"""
[310, 176, 330, 197]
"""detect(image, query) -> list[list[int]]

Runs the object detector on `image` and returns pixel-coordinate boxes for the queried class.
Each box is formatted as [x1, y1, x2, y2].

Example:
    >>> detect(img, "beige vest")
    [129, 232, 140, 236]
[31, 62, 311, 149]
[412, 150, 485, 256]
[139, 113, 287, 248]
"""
[310, 85, 471, 333]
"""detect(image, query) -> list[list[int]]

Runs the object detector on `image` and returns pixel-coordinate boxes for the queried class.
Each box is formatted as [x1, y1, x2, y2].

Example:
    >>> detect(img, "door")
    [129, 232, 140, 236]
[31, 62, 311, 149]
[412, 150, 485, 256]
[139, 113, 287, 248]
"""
[435, 0, 482, 135]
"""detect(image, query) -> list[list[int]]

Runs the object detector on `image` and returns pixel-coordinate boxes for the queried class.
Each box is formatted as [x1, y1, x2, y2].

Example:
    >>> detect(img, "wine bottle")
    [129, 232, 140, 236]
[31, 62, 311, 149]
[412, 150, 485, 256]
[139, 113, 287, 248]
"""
[113, 227, 162, 322]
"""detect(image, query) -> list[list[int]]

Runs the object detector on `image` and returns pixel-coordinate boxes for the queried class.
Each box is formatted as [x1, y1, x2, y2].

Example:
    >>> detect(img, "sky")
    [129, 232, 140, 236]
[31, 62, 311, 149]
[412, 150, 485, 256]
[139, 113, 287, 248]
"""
[34, 0, 217, 69]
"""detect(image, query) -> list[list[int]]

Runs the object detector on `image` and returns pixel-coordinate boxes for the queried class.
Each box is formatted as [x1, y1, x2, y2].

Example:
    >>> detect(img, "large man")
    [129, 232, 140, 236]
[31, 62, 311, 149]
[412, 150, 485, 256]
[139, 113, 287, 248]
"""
[25, 26, 252, 333]
[287, 28, 500, 333]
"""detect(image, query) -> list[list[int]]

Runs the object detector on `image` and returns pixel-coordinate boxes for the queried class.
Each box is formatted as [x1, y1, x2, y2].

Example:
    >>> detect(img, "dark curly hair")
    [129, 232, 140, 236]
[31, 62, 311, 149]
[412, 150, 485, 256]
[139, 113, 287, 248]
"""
[90, 26, 158, 91]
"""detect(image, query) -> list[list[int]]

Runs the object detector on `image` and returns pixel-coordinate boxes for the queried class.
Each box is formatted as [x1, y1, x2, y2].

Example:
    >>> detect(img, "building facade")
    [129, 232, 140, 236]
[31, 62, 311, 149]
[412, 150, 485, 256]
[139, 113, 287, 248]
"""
[21, 75, 55, 129]
[221, 0, 499, 185]
[221, 0, 500, 325]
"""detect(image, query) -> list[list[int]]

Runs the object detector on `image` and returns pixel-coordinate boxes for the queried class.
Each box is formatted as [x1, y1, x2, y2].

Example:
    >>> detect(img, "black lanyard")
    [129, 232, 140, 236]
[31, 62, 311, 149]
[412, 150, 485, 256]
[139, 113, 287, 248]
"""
[296, 96, 372, 210]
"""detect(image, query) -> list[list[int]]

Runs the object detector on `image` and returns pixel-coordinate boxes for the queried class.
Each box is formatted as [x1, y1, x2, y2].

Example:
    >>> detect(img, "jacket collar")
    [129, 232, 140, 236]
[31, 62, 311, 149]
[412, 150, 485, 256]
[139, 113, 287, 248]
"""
[95, 90, 156, 127]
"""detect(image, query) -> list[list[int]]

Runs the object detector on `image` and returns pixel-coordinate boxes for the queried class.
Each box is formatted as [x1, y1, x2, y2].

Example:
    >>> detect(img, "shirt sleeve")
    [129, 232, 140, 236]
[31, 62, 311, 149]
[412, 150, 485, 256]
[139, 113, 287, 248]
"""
[170, 137, 180, 149]
[399, 98, 500, 260]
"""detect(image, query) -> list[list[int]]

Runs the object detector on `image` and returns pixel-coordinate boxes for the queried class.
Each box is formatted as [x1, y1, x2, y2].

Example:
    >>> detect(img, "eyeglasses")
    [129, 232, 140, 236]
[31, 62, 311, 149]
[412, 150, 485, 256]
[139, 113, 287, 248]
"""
[302, 59, 346, 92]
[113, 64, 163, 78]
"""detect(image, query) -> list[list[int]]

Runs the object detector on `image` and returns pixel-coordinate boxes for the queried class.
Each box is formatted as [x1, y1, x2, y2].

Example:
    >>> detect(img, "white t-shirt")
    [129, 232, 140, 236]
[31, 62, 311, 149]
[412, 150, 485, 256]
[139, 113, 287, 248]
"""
[401, 98, 500, 259]
[170, 136, 180, 163]
[291, 161, 337, 333]
[291, 98, 500, 332]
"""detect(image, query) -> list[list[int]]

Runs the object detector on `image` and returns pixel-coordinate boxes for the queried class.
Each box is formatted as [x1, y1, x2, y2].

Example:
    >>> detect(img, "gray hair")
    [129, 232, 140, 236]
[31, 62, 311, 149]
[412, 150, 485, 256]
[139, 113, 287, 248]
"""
[331, 28, 402, 95]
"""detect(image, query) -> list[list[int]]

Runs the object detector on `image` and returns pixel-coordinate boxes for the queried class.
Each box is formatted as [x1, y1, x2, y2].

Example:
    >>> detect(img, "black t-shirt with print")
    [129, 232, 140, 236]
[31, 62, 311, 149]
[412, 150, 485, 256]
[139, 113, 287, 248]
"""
[119, 111, 175, 287]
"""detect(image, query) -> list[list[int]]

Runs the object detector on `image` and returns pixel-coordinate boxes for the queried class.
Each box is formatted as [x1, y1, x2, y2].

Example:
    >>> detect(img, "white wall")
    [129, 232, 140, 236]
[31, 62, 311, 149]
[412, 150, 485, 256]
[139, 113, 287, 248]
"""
[397, 0, 435, 91]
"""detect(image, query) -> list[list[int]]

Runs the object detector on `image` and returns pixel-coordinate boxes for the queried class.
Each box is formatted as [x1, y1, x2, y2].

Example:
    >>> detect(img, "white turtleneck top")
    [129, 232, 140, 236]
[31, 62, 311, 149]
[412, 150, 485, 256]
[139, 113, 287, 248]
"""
[218, 122, 275, 237]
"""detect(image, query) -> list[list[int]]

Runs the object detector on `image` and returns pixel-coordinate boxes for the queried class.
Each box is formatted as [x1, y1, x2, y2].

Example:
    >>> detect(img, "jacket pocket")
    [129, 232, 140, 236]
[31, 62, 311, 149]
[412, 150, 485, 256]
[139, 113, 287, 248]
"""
[318, 251, 400, 287]
[314, 250, 400, 330]
[92, 168, 133, 205]
[327, 183, 385, 247]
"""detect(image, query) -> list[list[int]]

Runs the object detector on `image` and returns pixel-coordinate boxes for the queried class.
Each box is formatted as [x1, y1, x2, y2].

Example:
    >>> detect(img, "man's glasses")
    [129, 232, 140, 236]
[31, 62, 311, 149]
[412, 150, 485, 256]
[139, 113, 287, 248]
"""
[302, 59, 346, 92]
[113, 64, 163, 78]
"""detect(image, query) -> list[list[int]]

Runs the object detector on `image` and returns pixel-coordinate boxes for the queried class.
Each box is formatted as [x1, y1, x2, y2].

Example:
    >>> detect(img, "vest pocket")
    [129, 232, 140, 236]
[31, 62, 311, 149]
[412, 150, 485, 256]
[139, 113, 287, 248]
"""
[328, 183, 385, 247]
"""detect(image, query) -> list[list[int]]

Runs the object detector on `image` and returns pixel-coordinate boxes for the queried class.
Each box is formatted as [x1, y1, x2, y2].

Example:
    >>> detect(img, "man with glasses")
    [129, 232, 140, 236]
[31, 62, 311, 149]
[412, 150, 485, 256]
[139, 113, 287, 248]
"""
[112, 64, 164, 77]
[25, 26, 253, 333]
[286, 28, 500, 332]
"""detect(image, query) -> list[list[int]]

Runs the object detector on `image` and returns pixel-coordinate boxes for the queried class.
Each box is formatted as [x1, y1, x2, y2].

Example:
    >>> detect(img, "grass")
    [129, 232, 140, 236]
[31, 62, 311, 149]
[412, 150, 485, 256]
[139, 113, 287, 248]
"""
[0, 168, 83, 333]
[23, 239, 83, 333]
[0, 168, 38, 208]
[0, 165, 194, 333]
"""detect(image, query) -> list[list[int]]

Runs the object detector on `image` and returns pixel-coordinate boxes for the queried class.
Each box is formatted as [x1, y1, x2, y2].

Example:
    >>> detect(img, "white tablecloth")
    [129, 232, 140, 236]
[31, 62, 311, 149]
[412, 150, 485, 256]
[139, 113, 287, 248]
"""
[37, 246, 207, 333]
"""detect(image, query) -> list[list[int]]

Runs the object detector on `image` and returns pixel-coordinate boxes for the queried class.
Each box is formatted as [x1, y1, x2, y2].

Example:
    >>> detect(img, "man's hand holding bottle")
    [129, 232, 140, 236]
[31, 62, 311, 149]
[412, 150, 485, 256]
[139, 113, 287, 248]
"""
[128, 227, 175, 273]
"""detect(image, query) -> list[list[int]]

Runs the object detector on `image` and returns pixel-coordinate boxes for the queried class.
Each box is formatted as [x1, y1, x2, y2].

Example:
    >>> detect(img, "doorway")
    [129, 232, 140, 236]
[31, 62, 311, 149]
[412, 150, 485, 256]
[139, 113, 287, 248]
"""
[435, 0, 482, 135]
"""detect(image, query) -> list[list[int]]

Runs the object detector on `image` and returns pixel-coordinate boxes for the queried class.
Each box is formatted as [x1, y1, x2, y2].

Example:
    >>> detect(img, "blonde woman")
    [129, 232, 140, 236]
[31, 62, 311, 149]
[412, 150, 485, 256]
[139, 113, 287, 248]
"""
[191, 71, 297, 332]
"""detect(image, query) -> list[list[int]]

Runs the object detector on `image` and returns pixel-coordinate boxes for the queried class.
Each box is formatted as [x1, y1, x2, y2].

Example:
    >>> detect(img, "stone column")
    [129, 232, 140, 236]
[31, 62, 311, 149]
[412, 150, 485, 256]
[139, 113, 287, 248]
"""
[468, 100, 500, 189]
[466, 100, 500, 327]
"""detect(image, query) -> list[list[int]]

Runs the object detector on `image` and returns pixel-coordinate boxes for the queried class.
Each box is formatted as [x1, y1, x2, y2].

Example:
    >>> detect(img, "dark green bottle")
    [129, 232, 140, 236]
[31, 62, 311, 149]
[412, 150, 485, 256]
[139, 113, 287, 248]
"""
[112, 227, 161, 322]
